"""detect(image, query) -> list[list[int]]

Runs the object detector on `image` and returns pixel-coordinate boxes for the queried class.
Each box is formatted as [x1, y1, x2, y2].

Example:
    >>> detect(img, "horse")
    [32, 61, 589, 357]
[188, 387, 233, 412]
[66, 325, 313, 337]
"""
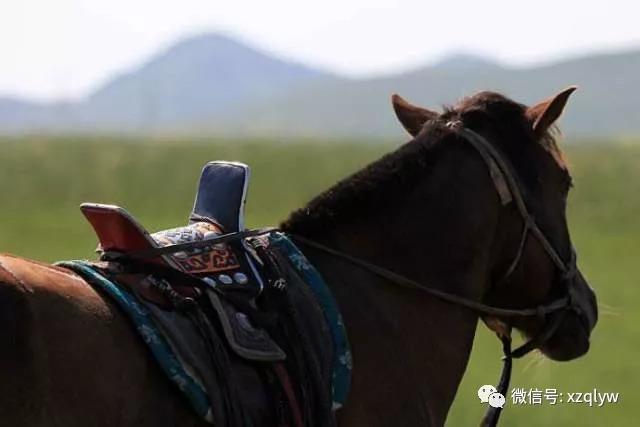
[0, 88, 598, 426]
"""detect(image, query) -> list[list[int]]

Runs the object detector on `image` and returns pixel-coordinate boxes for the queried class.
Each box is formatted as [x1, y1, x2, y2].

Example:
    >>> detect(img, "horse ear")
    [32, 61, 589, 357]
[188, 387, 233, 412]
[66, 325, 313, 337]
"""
[392, 94, 439, 137]
[526, 86, 577, 139]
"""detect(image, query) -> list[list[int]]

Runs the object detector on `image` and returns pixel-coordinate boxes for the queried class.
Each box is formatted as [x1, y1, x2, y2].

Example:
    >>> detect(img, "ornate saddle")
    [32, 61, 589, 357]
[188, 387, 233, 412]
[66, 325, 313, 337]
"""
[69, 161, 340, 426]
[82, 161, 260, 287]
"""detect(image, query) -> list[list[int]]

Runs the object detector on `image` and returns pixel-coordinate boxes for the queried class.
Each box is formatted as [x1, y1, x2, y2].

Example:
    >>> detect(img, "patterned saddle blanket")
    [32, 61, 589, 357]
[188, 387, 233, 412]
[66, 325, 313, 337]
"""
[57, 161, 351, 427]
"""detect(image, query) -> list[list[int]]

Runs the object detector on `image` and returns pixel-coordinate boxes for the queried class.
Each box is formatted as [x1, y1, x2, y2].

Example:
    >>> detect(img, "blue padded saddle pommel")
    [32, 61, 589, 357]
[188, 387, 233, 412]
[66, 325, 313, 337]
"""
[189, 161, 250, 232]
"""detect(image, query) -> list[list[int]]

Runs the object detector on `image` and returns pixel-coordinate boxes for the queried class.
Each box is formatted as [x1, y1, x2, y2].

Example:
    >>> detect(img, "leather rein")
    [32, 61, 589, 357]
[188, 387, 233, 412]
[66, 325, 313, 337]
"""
[291, 123, 582, 426]
[104, 123, 580, 427]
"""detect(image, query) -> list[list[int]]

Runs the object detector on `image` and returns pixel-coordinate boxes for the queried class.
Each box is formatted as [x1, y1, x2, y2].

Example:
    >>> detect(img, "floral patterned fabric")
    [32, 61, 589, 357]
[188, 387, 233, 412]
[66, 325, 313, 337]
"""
[55, 260, 213, 422]
[267, 232, 352, 409]
[57, 231, 352, 418]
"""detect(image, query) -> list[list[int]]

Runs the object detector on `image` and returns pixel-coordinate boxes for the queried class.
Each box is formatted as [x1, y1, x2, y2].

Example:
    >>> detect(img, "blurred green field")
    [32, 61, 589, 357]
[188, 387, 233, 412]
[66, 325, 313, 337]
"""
[0, 136, 637, 425]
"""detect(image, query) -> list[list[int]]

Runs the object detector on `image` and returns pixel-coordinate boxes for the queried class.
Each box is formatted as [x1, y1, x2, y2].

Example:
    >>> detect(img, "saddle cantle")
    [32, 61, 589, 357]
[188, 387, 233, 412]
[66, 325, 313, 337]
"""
[189, 161, 250, 232]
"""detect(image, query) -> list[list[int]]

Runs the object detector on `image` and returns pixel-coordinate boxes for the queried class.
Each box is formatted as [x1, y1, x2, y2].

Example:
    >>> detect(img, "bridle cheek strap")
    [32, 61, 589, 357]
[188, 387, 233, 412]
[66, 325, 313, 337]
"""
[495, 221, 531, 287]
[452, 125, 580, 427]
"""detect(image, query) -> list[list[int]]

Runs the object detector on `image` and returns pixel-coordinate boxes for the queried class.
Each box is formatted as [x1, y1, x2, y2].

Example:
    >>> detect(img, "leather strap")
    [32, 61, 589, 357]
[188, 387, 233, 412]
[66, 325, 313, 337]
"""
[290, 234, 569, 319]
[481, 309, 568, 426]
[96, 123, 578, 427]
[101, 227, 278, 261]
[290, 124, 581, 427]
[456, 126, 573, 276]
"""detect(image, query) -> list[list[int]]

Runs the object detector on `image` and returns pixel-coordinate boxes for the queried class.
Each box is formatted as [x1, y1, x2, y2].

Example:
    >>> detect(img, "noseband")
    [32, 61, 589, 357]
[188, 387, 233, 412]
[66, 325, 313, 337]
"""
[291, 123, 582, 426]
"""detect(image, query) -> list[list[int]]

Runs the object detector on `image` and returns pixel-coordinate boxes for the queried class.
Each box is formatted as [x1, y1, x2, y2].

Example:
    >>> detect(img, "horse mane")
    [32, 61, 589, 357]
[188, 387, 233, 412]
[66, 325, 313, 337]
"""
[281, 123, 453, 236]
[281, 91, 564, 236]
[446, 91, 567, 169]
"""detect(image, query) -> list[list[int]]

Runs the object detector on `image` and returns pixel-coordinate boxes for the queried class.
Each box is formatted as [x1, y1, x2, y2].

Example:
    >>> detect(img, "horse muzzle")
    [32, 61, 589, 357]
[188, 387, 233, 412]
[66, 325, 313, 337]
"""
[540, 269, 598, 361]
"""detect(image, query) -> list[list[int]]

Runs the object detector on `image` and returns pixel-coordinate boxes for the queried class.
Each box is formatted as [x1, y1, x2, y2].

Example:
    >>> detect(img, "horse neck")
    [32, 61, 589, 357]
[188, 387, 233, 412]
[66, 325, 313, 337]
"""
[299, 220, 492, 426]
[283, 143, 503, 424]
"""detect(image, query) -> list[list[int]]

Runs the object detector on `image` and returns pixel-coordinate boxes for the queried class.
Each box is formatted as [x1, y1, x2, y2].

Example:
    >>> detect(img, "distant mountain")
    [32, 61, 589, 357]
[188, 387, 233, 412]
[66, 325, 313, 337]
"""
[0, 97, 74, 132]
[0, 33, 333, 132]
[1, 34, 639, 139]
[432, 52, 503, 70]
[211, 49, 640, 139]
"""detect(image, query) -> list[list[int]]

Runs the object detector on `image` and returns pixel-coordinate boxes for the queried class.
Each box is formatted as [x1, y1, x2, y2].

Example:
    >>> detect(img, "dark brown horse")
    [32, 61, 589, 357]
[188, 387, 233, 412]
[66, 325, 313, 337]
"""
[0, 88, 597, 426]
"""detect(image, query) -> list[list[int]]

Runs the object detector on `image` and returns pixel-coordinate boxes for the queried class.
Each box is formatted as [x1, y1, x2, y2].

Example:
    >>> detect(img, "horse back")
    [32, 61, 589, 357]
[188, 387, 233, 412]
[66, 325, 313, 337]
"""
[0, 254, 207, 427]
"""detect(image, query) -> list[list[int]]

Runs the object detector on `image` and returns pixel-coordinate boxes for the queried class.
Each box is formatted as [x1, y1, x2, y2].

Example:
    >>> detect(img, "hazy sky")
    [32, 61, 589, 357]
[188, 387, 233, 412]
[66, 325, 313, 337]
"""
[2, 0, 638, 101]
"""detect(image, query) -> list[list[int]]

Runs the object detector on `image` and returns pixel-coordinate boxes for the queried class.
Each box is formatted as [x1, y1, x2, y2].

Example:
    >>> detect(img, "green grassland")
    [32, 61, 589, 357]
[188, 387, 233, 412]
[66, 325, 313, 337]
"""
[0, 136, 637, 425]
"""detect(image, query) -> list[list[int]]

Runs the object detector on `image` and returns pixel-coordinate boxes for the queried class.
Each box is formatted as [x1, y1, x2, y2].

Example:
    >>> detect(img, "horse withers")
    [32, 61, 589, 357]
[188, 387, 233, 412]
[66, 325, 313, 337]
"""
[0, 87, 597, 426]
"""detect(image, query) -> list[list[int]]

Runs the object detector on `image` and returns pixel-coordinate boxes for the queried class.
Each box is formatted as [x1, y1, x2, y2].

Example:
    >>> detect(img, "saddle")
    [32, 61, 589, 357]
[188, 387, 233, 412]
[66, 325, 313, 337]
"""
[81, 161, 283, 356]
[73, 161, 338, 426]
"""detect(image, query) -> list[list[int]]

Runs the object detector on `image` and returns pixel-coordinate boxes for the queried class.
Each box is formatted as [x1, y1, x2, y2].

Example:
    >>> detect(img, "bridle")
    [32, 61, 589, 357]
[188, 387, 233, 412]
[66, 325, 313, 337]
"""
[289, 122, 583, 426]
[104, 123, 582, 427]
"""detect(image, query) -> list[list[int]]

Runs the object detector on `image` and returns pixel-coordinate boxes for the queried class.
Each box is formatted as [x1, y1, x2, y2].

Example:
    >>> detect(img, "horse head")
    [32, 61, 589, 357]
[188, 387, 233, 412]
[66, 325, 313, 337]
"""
[392, 88, 598, 361]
